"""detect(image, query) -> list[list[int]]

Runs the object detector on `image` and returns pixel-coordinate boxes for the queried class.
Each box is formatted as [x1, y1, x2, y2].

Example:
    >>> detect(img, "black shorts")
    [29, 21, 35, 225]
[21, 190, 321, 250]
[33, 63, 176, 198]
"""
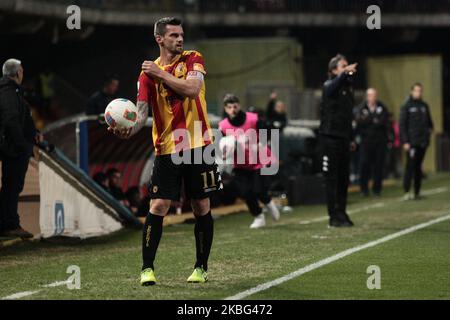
[149, 147, 222, 201]
[231, 168, 271, 199]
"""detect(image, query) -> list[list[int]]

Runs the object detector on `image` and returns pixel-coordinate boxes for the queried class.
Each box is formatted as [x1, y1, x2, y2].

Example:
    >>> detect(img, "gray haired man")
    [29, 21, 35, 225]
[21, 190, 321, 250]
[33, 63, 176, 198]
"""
[0, 58, 38, 238]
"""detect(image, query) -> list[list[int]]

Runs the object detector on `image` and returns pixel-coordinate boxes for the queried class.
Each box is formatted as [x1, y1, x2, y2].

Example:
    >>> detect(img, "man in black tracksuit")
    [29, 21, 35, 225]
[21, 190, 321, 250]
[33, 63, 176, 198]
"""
[399, 83, 433, 200]
[319, 54, 357, 227]
[356, 88, 389, 197]
[0, 59, 37, 238]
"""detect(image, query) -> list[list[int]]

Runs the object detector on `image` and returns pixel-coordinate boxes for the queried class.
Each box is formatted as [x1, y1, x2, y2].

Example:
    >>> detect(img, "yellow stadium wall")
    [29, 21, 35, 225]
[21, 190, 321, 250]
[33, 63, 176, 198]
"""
[367, 55, 443, 173]
[195, 38, 304, 114]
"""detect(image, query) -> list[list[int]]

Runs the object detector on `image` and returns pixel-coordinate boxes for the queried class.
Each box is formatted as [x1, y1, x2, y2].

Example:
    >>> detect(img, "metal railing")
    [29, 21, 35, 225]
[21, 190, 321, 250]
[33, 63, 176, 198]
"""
[42, 112, 319, 167]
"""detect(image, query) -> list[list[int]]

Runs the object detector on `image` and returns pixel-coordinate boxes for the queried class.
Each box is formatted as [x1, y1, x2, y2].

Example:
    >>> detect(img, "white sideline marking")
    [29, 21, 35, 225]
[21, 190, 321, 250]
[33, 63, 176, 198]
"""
[1, 187, 448, 300]
[1, 290, 41, 300]
[42, 280, 71, 288]
[225, 213, 450, 300]
[1, 280, 69, 300]
[298, 186, 448, 225]
[299, 202, 385, 224]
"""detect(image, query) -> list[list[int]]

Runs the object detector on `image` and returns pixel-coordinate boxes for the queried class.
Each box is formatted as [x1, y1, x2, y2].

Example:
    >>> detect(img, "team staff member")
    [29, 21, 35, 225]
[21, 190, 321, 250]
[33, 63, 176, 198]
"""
[356, 88, 389, 197]
[219, 94, 280, 229]
[0, 59, 39, 239]
[399, 83, 433, 200]
[110, 17, 221, 285]
[319, 54, 357, 228]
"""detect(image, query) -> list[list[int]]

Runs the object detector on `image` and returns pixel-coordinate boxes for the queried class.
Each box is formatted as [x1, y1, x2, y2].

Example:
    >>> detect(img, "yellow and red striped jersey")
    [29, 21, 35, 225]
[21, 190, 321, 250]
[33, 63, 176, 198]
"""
[137, 50, 213, 155]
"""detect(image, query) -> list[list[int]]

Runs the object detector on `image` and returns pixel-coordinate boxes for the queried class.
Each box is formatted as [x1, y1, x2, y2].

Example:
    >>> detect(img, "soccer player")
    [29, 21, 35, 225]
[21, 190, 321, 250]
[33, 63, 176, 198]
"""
[109, 17, 221, 285]
[219, 94, 280, 229]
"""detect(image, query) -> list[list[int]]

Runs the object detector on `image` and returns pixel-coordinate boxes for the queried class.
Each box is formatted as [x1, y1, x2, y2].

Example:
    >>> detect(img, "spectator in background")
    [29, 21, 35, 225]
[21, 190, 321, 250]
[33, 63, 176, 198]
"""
[400, 83, 433, 200]
[93, 171, 110, 192]
[126, 186, 141, 215]
[355, 88, 389, 197]
[266, 91, 287, 133]
[106, 168, 128, 206]
[86, 74, 119, 115]
[0, 58, 40, 239]
[38, 68, 56, 110]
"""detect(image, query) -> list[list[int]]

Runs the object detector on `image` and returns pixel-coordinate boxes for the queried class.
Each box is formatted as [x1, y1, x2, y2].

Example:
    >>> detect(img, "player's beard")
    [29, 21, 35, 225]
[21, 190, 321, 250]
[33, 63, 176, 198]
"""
[167, 42, 183, 55]
[174, 44, 183, 54]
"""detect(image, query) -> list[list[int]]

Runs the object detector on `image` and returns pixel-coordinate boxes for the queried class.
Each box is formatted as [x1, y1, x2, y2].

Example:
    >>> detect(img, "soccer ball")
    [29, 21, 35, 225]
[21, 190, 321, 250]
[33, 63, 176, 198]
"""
[219, 135, 237, 158]
[104, 98, 138, 129]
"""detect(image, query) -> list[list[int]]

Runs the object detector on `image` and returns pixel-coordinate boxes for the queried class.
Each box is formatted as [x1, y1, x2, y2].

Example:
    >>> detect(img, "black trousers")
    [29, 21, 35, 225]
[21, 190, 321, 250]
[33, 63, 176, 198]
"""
[0, 153, 30, 232]
[232, 168, 271, 216]
[403, 146, 426, 195]
[320, 135, 350, 219]
[359, 140, 387, 195]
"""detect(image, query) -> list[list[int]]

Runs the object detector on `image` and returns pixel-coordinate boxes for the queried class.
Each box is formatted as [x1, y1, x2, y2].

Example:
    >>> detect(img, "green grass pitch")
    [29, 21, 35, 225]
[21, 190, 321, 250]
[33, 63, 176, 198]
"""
[1, 173, 449, 300]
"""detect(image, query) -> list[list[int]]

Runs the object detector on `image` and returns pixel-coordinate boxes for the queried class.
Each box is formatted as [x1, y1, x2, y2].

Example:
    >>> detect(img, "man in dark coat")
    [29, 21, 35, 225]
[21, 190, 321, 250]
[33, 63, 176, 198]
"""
[399, 83, 433, 200]
[356, 88, 389, 197]
[319, 54, 357, 228]
[0, 58, 38, 238]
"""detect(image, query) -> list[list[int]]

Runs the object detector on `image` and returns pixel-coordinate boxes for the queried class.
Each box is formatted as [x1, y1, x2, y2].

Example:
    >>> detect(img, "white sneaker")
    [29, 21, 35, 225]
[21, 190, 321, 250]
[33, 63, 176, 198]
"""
[403, 192, 413, 201]
[250, 213, 266, 229]
[265, 201, 280, 221]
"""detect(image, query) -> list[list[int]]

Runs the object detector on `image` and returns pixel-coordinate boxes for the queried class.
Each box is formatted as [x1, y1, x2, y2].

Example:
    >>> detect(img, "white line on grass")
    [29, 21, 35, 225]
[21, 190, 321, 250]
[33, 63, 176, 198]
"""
[2, 187, 448, 300]
[1, 280, 70, 300]
[298, 186, 448, 225]
[1, 290, 41, 300]
[225, 213, 450, 300]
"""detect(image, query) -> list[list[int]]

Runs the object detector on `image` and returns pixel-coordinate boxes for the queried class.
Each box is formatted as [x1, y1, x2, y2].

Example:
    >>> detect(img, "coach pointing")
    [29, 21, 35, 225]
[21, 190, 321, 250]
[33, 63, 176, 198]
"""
[319, 54, 357, 228]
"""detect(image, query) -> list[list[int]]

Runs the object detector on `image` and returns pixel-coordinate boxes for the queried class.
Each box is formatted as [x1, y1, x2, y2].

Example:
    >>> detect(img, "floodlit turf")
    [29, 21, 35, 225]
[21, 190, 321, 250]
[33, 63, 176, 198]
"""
[0, 173, 449, 300]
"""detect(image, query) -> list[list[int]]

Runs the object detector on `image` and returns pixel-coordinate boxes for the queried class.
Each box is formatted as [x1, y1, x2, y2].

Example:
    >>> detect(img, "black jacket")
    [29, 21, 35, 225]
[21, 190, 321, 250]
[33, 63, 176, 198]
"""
[86, 90, 115, 115]
[266, 99, 287, 131]
[399, 96, 433, 147]
[0, 76, 36, 157]
[355, 100, 389, 144]
[319, 72, 354, 140]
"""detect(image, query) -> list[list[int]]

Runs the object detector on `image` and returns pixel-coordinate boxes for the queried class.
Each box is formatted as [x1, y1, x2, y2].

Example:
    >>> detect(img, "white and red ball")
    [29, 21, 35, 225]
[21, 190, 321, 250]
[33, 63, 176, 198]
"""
[104, 98, 138, 130]
[219, 135, 237, 158]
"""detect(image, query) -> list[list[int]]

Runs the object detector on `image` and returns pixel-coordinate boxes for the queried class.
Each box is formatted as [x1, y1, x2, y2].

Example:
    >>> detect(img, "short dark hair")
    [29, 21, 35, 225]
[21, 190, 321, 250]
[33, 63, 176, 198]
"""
[223, 93, 240, 106]
[154, 17, 182, 36]
[93, 172, 107, 185]
[411, 82, 423, 90]
[103, 73, 119, 86]
[106, 168, 120, 178]
[328, 54, 347, 77]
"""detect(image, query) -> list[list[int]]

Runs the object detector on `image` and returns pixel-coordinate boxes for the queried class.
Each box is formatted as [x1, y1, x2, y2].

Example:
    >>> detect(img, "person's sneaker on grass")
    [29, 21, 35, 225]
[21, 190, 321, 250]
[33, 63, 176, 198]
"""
[338, 212, 354, 227]
[140, 268, 157, 286]
[187, 267, 208, 283]
[265, 201, 280, 221]
[403, 192, 413, 201]
[328, 218, 343, 228]
[249, 213, 266, 229]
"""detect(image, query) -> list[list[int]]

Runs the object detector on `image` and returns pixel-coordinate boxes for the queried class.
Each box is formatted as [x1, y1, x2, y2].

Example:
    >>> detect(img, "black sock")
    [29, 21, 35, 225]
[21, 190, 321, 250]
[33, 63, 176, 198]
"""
[194, 211, 214, 271]
[142, 213, 164, 270]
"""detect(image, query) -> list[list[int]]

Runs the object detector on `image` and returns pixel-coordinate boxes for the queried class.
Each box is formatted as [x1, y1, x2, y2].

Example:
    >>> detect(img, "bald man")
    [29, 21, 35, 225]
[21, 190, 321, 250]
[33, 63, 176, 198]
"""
[355, 88, 389, 196]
